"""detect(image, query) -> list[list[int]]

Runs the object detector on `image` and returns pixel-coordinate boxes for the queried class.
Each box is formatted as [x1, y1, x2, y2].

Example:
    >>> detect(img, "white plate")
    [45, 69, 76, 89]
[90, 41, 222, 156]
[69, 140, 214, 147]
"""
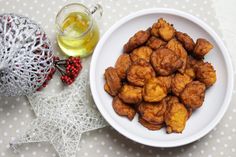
[90, 8, 234, 147]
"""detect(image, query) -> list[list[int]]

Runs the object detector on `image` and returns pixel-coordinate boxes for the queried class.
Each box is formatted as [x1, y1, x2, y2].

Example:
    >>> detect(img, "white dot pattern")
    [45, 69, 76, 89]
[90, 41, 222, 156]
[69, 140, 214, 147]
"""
[0, 0, 236, 157]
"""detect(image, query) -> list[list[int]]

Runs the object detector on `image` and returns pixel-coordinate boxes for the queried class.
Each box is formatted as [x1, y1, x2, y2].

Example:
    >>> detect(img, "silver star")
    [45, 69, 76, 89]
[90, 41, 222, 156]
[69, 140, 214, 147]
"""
[10, 67, 108, 157]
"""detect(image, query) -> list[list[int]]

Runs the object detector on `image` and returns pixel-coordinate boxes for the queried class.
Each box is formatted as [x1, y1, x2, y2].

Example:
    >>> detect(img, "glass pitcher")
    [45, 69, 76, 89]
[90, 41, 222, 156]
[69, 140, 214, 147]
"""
[55, 3, 102, 57]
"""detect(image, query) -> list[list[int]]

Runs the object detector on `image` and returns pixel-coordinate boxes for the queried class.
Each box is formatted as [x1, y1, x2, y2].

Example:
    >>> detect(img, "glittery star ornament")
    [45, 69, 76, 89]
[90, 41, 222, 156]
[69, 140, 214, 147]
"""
[10, 67, 108, 157]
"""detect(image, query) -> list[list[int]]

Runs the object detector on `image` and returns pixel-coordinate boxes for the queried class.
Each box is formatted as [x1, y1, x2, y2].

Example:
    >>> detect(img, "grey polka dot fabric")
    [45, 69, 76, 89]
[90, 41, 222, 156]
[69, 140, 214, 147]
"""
[0, 0, 236, 157]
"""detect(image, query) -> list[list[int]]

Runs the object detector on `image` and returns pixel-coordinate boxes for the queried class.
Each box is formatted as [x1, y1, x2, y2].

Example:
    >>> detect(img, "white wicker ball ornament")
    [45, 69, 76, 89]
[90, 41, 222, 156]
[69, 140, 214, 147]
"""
[0, 14, 54, 96]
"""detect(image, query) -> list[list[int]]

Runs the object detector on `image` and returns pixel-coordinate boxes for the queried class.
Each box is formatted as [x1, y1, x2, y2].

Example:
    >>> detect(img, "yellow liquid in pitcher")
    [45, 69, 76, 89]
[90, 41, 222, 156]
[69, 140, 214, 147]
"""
[57, 12, 100, 57]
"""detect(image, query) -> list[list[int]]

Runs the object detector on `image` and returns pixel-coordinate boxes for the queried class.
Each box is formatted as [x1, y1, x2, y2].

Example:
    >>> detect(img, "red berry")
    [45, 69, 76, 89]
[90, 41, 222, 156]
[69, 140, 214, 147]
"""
[54, 56, 82, 86]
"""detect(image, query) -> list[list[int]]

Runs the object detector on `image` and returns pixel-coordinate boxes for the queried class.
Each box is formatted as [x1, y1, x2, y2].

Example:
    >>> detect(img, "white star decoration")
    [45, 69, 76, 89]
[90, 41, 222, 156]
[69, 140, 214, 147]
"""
[10, 67, 108, 157]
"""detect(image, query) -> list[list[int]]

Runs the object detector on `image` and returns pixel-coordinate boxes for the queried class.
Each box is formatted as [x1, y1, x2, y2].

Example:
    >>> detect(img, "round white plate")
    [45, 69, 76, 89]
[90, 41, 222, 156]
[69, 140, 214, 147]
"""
[90, 8, 234, 147]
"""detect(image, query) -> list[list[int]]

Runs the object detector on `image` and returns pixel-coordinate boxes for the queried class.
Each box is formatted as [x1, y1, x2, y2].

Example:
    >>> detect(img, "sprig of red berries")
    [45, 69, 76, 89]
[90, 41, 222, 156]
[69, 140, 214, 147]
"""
[37, 56, 82, 91]
[54, 56, 82, 85]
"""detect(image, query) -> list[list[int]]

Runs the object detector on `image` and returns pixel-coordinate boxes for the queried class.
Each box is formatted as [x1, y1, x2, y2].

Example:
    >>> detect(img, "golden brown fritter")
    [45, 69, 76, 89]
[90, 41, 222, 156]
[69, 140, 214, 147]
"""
[164, 96, 191, 128]
[146, 36, 166, 50]
[184, 67, 195, 79]
[143, 77, 168, 102]
[151, 48, 183, 76]
[166, 38, 188, 73]
[176, 31, 195, 52]
[193, 38, 213, 58]
[118, 84, 143, 104]
[112, 97, 136, 120]
[127, 59, 156, 86]
[138, 100, 167, 124]
[151, 21, 160, 37]
[104, 83, 112, 95]
[130, 46, 153, 63]
[195, 62, 216, 88]
[164, 96, 179, 106]
[123, 29, 151, 53]
[186, 55, 204, 68]
[185, 56, 204, 78]
[115, 54, 132, 79]
[138, 116, 163, 130]
[165, 102, 188, 133]
[151, 18, 176, 41]
[104, 67, 122, 96]
[180, 81, 206, 109]
[157, 76, 172, 93]
[171, 73, 192, 96]
[138, 116, 163, 131]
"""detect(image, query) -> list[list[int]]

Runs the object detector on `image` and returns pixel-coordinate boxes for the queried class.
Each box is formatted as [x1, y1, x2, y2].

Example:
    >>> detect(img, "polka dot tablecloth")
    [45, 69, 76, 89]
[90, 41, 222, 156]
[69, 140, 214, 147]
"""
[0, 0, 236, 157]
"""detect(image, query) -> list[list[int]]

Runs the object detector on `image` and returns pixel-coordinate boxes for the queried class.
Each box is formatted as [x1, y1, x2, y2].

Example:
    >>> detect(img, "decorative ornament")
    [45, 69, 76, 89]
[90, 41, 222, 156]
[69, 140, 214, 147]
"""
[10, 67, 108, 157]
[36, 67, 56, 91]
[0, 13, 54, 96]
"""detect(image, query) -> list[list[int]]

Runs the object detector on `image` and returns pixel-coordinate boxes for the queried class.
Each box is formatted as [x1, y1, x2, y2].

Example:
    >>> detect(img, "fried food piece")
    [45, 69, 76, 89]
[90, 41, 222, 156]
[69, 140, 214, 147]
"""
[138, 100, 167, 124]
[112, 97, 136, 120]
[151, 18, 176, 41]
[123, 29, 151, 53]
[164, 96, 191, 128]
[195, 62, 216, 88]
[180, 81, 206, 109]
[165, 102, 188, 133]
[118, 84, 142, 104]
[143, 77, 168, 102]
[165, 96, 179, 105]
[185, 56, 204, 78]
[193, 38, 213, 58]
[151, 48, 183, 76]
[115, 54, 132, 79]
[146, 36, 166, 50]
[171, 73, 192, 96]
[139, 116, 163, 130]
[127, 59, 156, 86]
[166, 38, 188, 73]
[151, 21, 160, 37]
[130, 46, 152, 62]
[185, 67, 195, 79]
[176, 31, 195, 52]
[157, 76, 172, 93]
[104, 67, 122, 96]
[104, 83, 112, 95]
[186, 55, 204, 68]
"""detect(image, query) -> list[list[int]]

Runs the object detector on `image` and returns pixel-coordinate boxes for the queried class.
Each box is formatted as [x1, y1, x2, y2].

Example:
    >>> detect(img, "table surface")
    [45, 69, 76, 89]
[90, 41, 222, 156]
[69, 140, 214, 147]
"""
[0, 0, 236, 157]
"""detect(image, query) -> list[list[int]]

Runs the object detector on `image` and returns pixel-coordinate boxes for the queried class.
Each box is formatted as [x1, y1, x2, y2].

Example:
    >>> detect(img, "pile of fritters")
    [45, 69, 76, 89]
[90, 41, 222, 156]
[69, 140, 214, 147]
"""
[104, 18, 216, 133]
